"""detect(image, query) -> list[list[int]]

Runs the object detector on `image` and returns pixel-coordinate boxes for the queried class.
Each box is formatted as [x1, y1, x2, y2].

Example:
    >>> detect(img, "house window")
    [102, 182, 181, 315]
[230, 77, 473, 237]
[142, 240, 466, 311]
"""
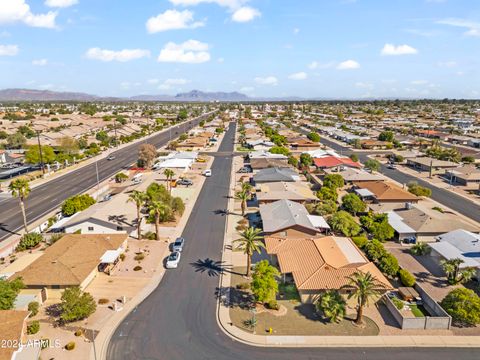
[88, 226, 94, 231]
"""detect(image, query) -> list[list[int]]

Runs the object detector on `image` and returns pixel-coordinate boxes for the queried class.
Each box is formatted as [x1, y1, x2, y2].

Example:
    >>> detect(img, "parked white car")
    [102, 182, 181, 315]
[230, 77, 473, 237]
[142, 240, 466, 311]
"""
[203, 169, 212, 177]
[166, 251, 181, 269]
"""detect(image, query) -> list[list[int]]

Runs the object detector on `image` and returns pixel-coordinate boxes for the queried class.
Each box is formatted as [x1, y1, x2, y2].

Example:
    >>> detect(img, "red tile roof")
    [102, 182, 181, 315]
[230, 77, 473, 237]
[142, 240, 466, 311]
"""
[313, 156, 361, 169]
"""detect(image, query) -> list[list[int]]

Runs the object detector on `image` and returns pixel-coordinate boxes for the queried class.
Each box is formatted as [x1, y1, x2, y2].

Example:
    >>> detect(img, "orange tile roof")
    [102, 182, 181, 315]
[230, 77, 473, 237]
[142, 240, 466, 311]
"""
[265, 236, 392, 291]
[353, 181, 419, 202]
[0, 310, 29, 360]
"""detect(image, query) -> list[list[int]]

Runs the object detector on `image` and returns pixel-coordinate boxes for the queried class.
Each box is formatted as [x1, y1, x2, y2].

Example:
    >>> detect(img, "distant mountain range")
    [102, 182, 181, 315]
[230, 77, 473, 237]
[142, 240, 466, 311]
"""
[0, 89, 253, 102]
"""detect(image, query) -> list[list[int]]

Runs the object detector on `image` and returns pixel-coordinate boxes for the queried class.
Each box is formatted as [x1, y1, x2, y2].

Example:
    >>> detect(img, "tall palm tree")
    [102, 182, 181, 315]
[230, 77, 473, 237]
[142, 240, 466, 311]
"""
[241, 181, 252, 194]
[345, 271, 381, 326]
[127, 190, 147, 240]
[148, 201, 170, 241]
[234, 190, 249, 217]
[9, 178, 31, 233]
[163, 169, 175, 193]
[233, 227, 264, 277]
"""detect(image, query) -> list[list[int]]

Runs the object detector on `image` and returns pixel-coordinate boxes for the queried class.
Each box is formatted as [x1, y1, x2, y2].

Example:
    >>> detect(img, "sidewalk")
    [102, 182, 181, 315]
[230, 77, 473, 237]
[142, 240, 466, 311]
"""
[214, 128, 480, 348]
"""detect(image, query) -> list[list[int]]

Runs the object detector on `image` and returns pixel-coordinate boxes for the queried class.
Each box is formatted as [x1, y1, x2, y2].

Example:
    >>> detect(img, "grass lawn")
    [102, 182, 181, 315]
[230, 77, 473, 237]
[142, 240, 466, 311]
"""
[409, 304, 429, 317]
[235, 146, 250, 152]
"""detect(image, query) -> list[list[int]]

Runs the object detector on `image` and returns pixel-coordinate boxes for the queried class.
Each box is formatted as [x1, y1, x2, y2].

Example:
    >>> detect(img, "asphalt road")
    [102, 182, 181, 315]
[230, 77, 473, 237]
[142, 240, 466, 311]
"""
[317, 136, 480, 223]
[107, 123, 479, 360]
[0, 114, 212, 242]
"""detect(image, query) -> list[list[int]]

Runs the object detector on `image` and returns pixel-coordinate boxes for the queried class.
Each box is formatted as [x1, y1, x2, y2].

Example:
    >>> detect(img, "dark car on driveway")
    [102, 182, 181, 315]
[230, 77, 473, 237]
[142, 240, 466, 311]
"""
[177, 178, 193, 186]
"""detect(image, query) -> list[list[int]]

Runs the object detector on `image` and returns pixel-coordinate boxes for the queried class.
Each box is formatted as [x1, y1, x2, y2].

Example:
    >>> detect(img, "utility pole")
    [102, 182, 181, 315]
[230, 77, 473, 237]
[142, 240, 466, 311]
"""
[113, 117, 118, 148]
[36, 130, 45, 175]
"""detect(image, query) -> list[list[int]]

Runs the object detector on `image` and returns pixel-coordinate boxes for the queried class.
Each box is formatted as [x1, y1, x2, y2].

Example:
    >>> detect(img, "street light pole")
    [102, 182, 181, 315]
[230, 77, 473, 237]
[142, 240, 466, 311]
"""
[36, 130, 45, 175]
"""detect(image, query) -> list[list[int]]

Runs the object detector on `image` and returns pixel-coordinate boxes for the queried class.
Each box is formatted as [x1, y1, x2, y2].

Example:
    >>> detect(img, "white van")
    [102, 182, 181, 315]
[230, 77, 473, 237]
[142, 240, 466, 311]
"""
[132, 173, 143, 184]
[202, 169, 212, 177]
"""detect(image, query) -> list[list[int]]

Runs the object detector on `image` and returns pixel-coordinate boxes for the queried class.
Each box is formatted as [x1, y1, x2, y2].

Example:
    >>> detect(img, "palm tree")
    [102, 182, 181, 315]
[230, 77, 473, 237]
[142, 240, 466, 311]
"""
[441, 258, 476, 285]
[148, 201, 170, 241]
[316, 290, 346, 323]
[163, 169, 175, 193]
[241, 181, 252, 194]
[234, 190, 249, 217]
[345, 271, 381, 326]
[127, 190, 147, 240]
[233, 227, 264, 277]
[9, 178, 31, 233]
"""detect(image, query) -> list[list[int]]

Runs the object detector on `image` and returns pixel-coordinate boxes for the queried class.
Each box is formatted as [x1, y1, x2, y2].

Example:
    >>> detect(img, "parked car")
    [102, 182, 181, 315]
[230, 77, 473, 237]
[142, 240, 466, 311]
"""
[177, 178, 193, 186]
[237, 167, 250, 173]
[107, 155, 116, 161]
[203, 169, 212, 177]
[103, 194, 112, 202]
[132, 173, 143, 184]
[166, 251, 181, 269]
[387, 164, 397, 170]
[172, 237, 185, 252]
[402, 236, 417, 244]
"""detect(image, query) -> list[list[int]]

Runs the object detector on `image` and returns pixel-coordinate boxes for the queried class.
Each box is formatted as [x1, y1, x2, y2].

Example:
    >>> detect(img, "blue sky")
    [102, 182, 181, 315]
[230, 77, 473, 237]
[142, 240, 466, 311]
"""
[0, 0, 479, 99]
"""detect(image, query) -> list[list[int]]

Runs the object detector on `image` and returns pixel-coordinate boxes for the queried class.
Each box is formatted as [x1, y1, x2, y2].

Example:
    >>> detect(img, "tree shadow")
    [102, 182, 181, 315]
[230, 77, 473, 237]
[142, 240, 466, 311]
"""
[0, 223, 20, 236]
[190, 258, 242, 277]
[108, 214, 133, 227]
[213, 209, 229, 216]
[215, 286, 255, 310]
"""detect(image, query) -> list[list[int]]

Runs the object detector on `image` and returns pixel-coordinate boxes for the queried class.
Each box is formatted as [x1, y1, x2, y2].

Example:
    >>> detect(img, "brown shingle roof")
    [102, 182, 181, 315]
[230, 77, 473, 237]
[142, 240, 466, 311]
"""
[0, 310, 29, 360]
[14, 234, 127, 287]
[266, 236, 392, 291]
[353, 181, 419, 202]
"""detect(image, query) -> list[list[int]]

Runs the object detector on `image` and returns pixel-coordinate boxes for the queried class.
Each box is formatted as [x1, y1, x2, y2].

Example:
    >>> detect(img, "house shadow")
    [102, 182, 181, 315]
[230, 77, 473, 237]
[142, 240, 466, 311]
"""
[375, 302, 401, 328]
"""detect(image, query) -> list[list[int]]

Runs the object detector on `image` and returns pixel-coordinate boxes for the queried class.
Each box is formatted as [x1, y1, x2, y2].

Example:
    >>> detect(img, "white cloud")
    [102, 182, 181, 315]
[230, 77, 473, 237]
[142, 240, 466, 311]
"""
[254, 76, 278, 85]
[32, 58, 48, 66]
[169, 0, 247, 9]
[381, 43, 418, 56]
[86, 48, 150, 62]
[336, 59, 360, 70]
[45, 0, 78, 8]
[437, 18, 480, 37]
[411, 80, 428, 85]
[231, 6, 260, 22]
[240, 86, 254, 92]
[157, 39, 210, 63]
[146, 9, 204, 33]
[0, 0, 57, 29]
[0, 44, 19, 56]
[288, 71, 307, 80]
[308, 61, 335, 69]
[147, 78, 159, 84]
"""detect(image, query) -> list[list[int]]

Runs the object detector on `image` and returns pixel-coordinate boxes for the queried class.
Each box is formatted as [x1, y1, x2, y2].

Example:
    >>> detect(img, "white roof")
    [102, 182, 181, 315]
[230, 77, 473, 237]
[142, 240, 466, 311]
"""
[157, 158, 193, 169]
[304, 149, 339, 158]
[306, 215, 330, 229]
[100, 249, 121, 264]
[50, 213, 79, 230]
[386, 211, 416, 235]
[429, 242, 479, 268]
[249, 150, 288, 160]
[355, 188, 374, 197]
[335, 237, 365, 263]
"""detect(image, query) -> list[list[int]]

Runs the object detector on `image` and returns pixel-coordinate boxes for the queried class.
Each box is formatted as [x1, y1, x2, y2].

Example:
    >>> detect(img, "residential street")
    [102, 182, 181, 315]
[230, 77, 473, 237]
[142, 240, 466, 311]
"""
[106, 123, 479, 360]
[0, 114, 210, 242]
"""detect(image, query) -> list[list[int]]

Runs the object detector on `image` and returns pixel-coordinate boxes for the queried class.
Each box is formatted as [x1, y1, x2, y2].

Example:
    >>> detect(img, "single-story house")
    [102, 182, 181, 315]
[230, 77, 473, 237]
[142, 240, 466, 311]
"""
[360, 139, 390, 150]
[303, 149, 339, 158]
[430, 229, 480, 279]
[154, 158, 194, 171]
[255, 181, 317, 204]
[386, 205, 478, 241]
[265, 236, 392, 303]
[245, 139, 274, 151]
[248, 150, 288, 161]
[252, 167, 299, 184]
[446, 165, 480, 186]
[0, 310, 30, 360]
[313, 156, 361, 170]
[352, 181, 419, 204]
[327, 167, 383, 183]
[13, 234, 128, 298]
[288, 139, 319, 151]
[407, 157, 458, 174]
[259, 199, 329, 238]
[249, 158, 290, 170]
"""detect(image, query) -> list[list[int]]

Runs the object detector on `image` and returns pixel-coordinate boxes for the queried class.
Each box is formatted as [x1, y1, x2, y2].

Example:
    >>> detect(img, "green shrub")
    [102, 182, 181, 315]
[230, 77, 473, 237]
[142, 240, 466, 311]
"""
[143, 231, 156, 240]
[61, 194, 96, 216]
[49, 233, 63, 244]
[119, 253, 126, 261]
[410, 242, 431, 256]
[266, 300, 279, 310]
[74, 329, 83, 337]
[65, 341, 75, 351]
[134, 253, 145, 261]
[407, 182, 432, 197]
[16, 232, 43, 251]
[98, 298, 109, 305]
[391, 297, 404, 310]
[28, 301, 39, 317]
[27, 320, 40, 335]
[352, 235, 368, 249]
[441, 288, 480, 325]
[399, 269, 416, 287]
[378, 253, 399, 277]
[133, 266, 142, 271]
